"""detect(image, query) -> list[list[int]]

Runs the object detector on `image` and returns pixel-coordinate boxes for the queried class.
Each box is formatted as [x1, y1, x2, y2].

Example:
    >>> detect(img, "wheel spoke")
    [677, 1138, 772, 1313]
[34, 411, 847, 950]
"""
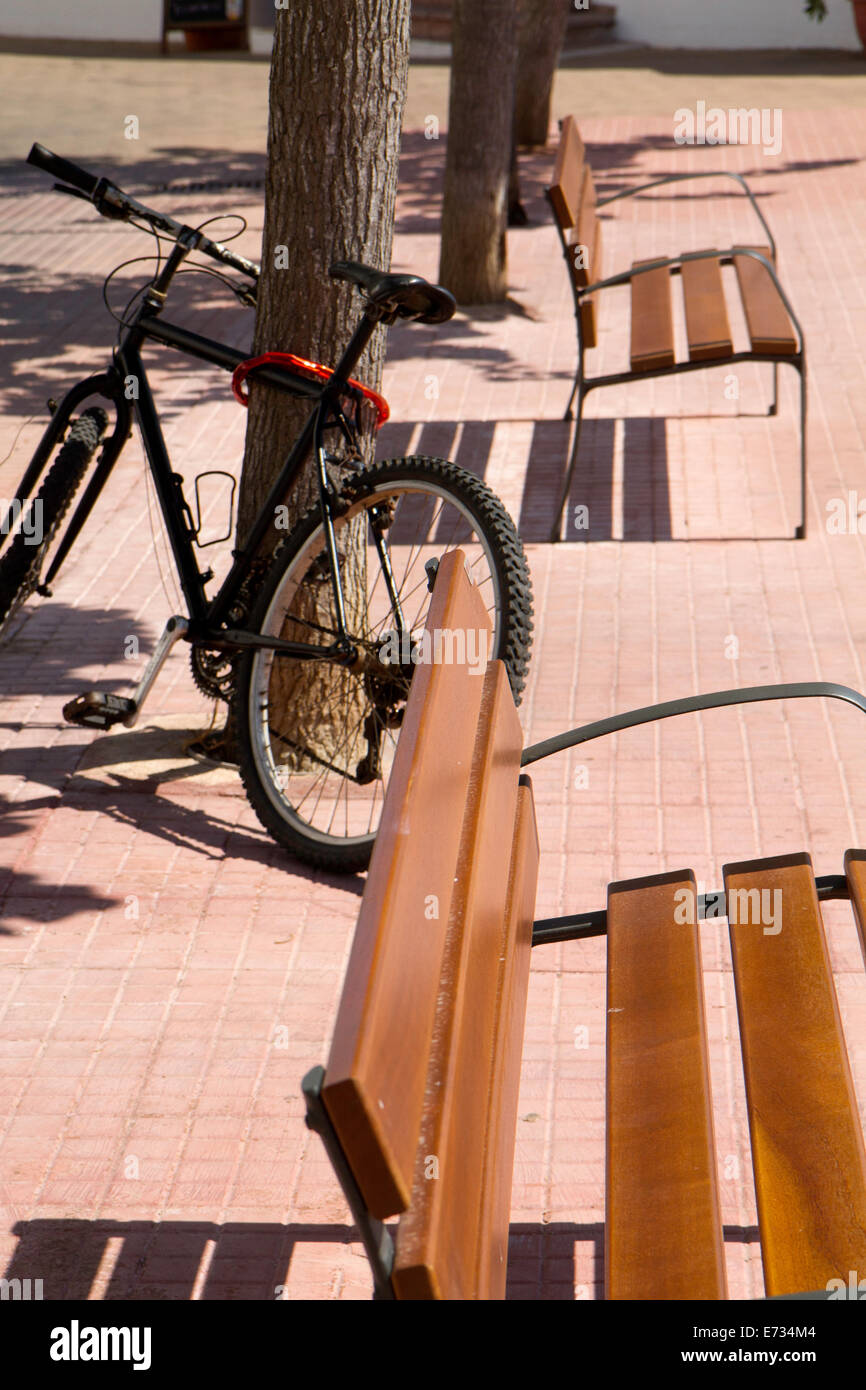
[238, 462, 529, 870]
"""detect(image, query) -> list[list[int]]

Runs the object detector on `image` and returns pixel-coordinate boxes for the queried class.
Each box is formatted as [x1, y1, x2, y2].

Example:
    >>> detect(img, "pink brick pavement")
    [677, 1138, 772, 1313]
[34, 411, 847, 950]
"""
[2, 71, 866, 1300]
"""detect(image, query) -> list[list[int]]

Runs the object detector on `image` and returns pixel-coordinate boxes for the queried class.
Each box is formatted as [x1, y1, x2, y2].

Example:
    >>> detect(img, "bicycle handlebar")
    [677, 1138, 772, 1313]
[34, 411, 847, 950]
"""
[28, 142, 99, 196]
[26, 141, 261, 284]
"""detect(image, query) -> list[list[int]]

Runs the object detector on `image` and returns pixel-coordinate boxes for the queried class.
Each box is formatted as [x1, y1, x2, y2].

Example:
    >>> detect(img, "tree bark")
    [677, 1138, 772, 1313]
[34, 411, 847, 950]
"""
[513, 0, 569, 147]
[222, 1, 410, 771]
[438, 0, 519, 305]
[237, 0, 411, 544]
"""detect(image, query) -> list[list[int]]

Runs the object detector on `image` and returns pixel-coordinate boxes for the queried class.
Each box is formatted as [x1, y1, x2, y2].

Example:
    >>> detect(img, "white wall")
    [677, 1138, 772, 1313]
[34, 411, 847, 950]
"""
[613, 0, 860, 49]
[0, 0, 164, 42]
[1, 0, 860, 50]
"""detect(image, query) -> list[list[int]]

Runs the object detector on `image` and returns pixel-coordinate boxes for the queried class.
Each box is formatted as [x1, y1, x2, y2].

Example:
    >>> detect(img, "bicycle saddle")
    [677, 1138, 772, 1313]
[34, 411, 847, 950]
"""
[329, 261, 456, 324]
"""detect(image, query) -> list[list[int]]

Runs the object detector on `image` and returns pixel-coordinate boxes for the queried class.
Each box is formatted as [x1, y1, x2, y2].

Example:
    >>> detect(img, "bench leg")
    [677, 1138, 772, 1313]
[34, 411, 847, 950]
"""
[795, 357, 807, 540]
[563, 371, 580, 422]
[301, 1066, 396, 1300]
[768, 362, 778, 417]
[550, 387, 586, 542]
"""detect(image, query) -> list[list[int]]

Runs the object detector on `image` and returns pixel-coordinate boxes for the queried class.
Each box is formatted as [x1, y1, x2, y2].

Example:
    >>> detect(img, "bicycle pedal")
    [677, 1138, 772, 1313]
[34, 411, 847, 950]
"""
[62, 691, 136, 730]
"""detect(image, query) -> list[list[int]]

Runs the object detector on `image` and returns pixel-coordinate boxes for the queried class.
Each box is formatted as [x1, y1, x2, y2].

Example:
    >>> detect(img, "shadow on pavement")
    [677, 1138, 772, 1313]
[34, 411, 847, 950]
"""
[5, 1216, 763, 1299]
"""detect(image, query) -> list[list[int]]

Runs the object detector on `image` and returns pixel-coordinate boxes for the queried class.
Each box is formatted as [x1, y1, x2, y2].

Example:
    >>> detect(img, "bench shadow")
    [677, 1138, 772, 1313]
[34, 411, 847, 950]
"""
[5, 1218, 353, 1301]
[383, 413, 794, 543]
[389, 415, 664, 541]
[5, 1217, 764, 1300]
[506, 1220, 765, 1299]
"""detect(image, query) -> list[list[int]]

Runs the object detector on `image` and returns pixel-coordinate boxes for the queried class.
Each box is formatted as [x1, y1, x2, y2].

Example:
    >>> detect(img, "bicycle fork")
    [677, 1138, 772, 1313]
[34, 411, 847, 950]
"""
[1, 373, 128, 573]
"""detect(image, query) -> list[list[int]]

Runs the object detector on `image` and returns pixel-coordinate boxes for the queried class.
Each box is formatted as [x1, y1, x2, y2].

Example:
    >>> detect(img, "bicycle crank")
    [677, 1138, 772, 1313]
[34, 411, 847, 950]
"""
[62, 615, 189, 731]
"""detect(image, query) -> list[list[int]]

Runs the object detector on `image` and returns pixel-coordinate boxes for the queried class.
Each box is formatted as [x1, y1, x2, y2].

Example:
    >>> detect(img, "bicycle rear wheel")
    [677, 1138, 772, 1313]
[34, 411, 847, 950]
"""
[233, 456, 533, 872]
[0, 407, 109, 638]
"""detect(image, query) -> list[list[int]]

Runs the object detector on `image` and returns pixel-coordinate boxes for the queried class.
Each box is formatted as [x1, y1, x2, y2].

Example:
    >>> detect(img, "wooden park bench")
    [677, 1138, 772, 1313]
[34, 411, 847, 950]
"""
[546, 115, 807, 542]
[303, 551, 866, 1299]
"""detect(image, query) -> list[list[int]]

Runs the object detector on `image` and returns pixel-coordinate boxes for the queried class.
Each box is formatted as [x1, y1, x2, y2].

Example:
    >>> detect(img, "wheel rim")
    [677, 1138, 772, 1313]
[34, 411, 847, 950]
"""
[246, 477, 507, 851]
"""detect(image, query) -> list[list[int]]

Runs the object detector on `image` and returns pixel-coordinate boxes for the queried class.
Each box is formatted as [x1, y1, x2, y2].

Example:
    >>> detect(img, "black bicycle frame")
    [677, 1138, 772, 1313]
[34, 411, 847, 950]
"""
[24, 245, 384, 666]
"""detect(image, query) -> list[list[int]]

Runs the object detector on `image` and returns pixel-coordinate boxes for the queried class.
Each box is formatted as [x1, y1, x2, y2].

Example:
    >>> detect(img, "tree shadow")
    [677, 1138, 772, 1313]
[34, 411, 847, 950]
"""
[0, 600, 366, 886]
[0, 147, 265, 421]
[0, 604, 153, 700]
[393, 124, 861, 248]
[0, 780, 365, 917]
[0, 865, 119, 933]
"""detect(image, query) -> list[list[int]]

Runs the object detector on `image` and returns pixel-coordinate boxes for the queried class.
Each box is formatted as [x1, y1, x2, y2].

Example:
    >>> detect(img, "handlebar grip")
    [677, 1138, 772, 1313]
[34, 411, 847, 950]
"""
[27, 142, 99, 197]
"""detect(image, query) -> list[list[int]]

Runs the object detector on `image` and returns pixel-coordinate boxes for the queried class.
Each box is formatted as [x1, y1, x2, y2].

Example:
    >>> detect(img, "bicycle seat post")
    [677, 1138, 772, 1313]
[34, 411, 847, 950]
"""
[327, 306, 390, 390]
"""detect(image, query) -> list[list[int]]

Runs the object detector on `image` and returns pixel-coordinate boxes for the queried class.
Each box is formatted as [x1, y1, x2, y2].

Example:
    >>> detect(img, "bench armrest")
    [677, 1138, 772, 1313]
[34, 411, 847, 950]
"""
[596, 170, 777, 263]
[521, 681, 866, 767]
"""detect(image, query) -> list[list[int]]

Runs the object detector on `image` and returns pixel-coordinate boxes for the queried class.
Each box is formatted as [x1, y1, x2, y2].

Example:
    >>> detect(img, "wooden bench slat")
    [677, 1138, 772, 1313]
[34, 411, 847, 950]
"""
[580, 222, 602, 349]
[548, 113, 585, 230]
[724, 853, 866, 1297]
[681, 253, 733, 362]
[322, 550, 493, 1220]
[567, 167, 600, 291]
[565, 223, 602, 351]
[843, 849, 866, 969]
[629, 261, 675, 372]
[476, 777, 539, 1299]
[606, 871, 726, 1301]
[733, 246, 798, 355]
[576, 162, 597, 251]
[558, 141, 601, 349]
[392, 663, 531, 1299]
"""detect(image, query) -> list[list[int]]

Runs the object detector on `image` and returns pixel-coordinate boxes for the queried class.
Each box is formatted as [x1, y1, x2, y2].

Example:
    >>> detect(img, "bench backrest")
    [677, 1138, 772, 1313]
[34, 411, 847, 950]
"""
[547, 114, 602, 348]
[321, 549, 539, 1299]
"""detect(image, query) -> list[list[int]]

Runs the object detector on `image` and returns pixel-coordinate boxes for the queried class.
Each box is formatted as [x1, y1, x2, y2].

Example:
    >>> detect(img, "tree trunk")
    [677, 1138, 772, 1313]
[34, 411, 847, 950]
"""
[438, 0, 519, 305]
[508, 134, 528, 227]
[218, 1, 410, 769]
[514, 0, 569, 147]
[237, 0, 410, 543]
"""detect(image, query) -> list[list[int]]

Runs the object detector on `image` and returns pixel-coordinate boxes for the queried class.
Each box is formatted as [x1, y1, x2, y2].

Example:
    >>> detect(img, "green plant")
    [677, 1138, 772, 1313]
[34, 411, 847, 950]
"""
[805, 0, 828, 17]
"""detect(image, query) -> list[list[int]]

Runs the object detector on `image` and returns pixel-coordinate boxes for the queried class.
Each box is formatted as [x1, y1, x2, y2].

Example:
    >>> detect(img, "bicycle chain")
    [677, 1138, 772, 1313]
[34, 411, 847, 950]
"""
[189, 554, 271, 701]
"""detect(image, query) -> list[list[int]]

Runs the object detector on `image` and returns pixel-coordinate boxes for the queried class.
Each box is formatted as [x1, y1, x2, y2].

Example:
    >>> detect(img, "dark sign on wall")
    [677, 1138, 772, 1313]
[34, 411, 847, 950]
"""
[164, 0, 248, 31]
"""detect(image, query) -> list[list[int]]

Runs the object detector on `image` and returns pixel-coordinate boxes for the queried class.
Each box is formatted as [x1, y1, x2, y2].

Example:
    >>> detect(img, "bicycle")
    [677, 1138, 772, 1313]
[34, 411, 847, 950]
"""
[0, 144, 534, 872]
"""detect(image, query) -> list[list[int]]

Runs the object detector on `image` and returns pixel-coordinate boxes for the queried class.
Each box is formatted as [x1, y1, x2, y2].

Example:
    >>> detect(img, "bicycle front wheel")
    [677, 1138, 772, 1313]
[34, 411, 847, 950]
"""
[233, 456, 534, 872]
[0, 407, 109, 639]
